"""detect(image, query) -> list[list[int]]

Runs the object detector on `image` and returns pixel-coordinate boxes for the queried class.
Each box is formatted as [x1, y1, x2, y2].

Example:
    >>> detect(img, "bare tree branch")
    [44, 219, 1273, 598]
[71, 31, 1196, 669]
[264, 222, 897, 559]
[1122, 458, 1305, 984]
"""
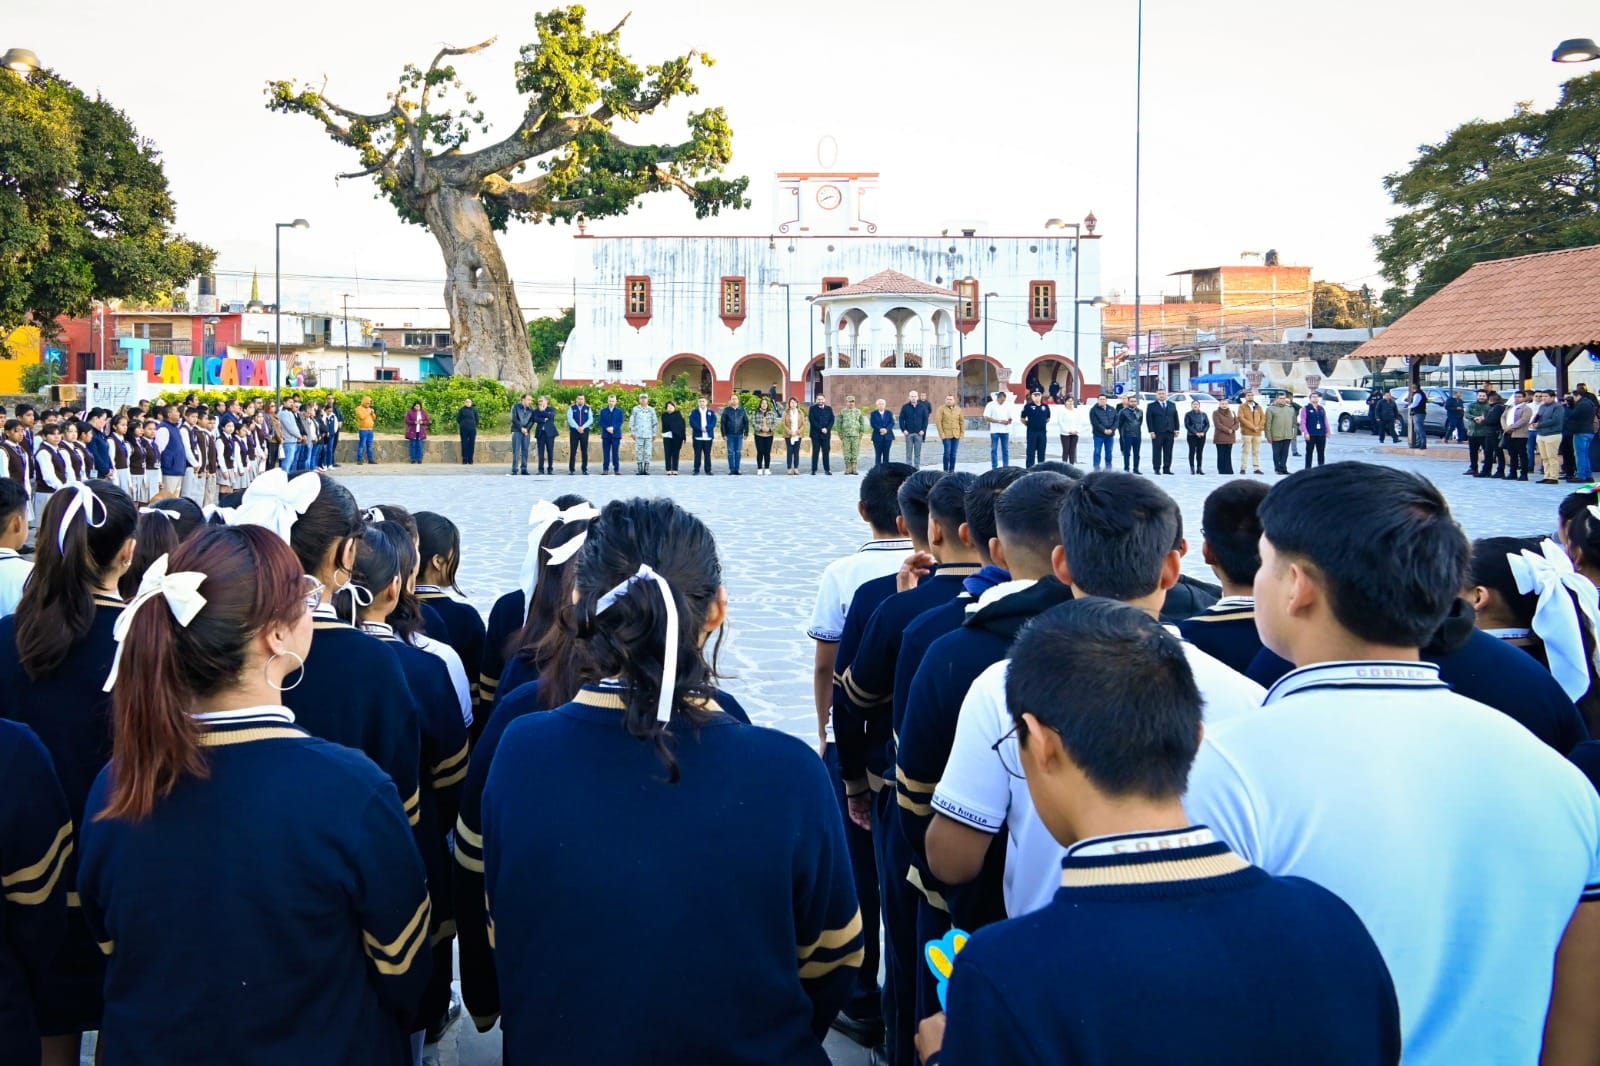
[418, 37, 498, 132]
[337, 141, 402, 181]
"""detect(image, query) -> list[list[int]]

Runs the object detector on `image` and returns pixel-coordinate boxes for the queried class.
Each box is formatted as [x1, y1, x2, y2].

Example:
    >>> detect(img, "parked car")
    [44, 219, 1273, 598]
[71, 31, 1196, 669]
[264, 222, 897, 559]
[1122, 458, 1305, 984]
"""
[1313, 388, 1379, 433]
[1169, 391, 1221, 412]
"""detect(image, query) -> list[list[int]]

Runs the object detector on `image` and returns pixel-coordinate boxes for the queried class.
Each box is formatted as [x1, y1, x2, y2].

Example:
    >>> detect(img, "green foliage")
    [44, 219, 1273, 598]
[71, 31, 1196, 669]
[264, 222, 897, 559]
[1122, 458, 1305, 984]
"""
[19, 360, 60, 394]
[1375, 72, 1600, 316]
[0, 69, 214, 339]
[1311, 281, 1374, 330]
[156, 377, 512, 432]
[528, 307, 576, 373]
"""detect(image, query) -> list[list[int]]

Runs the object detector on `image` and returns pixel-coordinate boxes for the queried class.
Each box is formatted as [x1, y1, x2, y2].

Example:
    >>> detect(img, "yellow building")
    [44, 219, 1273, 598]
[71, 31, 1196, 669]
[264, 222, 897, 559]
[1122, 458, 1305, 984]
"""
[0, 326, 44, 394]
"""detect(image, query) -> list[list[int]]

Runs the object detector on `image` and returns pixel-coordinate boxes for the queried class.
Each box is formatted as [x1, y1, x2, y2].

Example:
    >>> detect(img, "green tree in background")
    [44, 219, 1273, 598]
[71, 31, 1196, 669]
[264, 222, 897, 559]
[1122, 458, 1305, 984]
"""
[0, 68, 214, 353]
[1311, 281, 1375, 330]
[267, 5, 750, 390]
[1374, 71, 1600, 318]
[528, 307, 576, 374]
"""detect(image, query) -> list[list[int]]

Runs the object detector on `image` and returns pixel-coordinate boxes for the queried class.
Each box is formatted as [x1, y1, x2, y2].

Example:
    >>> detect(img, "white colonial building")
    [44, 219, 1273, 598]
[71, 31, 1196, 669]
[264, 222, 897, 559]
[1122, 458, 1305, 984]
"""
[557, 170, 1103, 407]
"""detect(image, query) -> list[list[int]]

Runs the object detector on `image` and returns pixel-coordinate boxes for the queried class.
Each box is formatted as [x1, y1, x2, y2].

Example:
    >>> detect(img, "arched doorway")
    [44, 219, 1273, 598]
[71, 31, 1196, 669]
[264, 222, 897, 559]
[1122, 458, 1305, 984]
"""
[657, 353, 716, 398]
[804, 355, 828, 402]
[1022, 356, 1078, 401]
[958, 355, 1006, 408]
[730, 353, 787, 399]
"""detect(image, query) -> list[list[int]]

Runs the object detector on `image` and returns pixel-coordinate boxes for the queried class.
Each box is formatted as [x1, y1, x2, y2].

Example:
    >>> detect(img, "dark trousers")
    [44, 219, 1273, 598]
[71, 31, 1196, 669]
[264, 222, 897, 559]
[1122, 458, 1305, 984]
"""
[823, 746, 881, 1023]
[510, 431, 528, 472]
[754, 435, 773, 469]
[1476, 431, 1502, 476]
[1445, 413, 1466, 442]
[664, 437, 683, 472]
[1377, 418, 1398, 443]
[460, 430, 476, 464]
[873, 787, 917, 1066]
[536, 434, 554, 472]
[1468, 435, 1487, 472]
[601, 433, 621, 471]
[1271, 439, 1292, 472]
[1186, 434, 1206, 472]
[1561, 435, 1576, 479]
[786, 439, 801, 470]
[1060, 433, 1078, 465]
[1120, 436, 1141, 472]
[873, 437, 892, 466]
[941, 437, 959, 471]
[568, 430, 589, 472]
[1304, 435, 1327, 467]
[812, 436, 831, 472]
[1025, 430, 1047, 467]
[725, 434, 744, 473]
[1216, 442, 1234, 474]
[1505, 437, 1527, 479]
[327, 429, 340, 465]
[1153, 432, 1176, 472]
[693, 439, 713, 473]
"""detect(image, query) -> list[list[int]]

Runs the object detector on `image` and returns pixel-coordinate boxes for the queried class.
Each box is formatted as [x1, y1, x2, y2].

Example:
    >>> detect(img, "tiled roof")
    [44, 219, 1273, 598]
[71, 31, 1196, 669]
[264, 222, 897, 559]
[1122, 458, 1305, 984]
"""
[1353, 245, 1600, 360]
[822, 270, 959, 299]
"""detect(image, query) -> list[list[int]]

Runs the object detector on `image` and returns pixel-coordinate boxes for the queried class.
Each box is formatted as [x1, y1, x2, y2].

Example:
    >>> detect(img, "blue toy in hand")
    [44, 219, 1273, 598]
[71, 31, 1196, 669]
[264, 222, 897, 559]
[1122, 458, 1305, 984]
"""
[925, 928, 970, 1010]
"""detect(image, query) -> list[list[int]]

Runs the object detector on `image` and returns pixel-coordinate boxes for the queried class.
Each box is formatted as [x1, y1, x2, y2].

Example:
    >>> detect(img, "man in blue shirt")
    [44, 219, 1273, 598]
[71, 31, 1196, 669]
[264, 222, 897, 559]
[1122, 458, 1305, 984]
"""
[566, 394, 592, 474]
[597, 394, 625, 475]
[919, 598, 1400, 1066]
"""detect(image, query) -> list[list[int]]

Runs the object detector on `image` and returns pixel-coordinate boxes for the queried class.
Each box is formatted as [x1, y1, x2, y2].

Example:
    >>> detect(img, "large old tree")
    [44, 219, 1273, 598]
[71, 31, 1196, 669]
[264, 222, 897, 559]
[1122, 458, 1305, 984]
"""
[268, 6, 749, 389]
[1374, 71, 1600, 319]
[0, 68, 213, 346]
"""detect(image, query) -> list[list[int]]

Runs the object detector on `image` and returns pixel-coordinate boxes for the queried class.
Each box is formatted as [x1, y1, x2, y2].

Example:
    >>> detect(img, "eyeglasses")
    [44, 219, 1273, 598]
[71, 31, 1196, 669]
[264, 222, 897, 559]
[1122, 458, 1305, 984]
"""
[992, 723, 1025, 780]
[302, 576, 326, 611]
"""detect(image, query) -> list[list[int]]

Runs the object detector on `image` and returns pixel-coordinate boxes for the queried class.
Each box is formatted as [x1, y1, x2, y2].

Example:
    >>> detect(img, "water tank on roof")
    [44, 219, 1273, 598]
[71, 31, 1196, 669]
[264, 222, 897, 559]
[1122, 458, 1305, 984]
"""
[197, 274, 218, 314]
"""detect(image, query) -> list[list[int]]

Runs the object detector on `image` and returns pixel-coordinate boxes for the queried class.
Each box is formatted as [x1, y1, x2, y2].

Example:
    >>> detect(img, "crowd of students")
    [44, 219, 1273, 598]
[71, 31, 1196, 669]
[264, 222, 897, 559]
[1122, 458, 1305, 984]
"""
[3, 438, 1600, 1064]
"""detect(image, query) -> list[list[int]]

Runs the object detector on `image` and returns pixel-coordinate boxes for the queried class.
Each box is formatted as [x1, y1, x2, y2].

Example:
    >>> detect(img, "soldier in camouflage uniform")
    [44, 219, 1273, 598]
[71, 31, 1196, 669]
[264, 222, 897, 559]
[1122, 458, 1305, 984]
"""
[836, 395, 867, 475]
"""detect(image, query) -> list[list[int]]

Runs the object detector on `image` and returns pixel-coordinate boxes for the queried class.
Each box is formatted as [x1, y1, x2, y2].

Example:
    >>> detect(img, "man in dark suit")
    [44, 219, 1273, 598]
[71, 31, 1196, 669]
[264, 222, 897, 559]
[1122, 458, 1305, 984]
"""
[1145, 389, 1179, 474]
[809, 394, 835, 474]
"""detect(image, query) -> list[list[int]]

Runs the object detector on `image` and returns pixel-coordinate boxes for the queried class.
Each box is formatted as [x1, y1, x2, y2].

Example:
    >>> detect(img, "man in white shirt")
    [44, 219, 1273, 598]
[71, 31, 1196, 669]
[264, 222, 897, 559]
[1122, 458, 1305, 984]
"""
[1184, 462, 1600, 1064]
[0, 479, 31, 616]
[982, 392, 1013, 469]
[929, 471, 1263, 917]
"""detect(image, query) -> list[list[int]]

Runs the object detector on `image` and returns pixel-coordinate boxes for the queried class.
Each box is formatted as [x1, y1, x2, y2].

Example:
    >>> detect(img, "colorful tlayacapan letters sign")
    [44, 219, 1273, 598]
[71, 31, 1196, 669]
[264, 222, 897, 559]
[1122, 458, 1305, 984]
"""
[117, 337, 273, 387]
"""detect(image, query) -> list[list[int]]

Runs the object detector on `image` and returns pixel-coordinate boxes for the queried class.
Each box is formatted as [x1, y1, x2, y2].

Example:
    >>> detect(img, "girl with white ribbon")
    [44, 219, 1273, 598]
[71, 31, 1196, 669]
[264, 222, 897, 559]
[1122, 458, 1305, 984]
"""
[56, 480, 107, 552]
[519, 498, 600, 608]
[1508, 537, 1600, 705]
[102, 553, 208, 691]
[497, 501, 598, 710]
[224, 467, 321, 544]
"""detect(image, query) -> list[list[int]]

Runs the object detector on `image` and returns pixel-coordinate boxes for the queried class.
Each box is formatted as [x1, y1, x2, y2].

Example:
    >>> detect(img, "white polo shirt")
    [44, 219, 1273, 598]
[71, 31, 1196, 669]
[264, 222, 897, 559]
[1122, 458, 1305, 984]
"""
[1184, 660, 1600, 1066]
[933, 632, 1264, 917]
[805, 538, 913, 644]
[0, 548, 31, 618]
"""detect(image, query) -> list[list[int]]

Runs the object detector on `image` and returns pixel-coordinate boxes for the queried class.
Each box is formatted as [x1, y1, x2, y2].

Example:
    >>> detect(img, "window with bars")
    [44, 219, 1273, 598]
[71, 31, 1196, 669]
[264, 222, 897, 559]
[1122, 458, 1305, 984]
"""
[955, 279, 979, 324]
[1030, 281, 1057, 323]
[722, 277, 745, 316]
[625, 276, 652, 327]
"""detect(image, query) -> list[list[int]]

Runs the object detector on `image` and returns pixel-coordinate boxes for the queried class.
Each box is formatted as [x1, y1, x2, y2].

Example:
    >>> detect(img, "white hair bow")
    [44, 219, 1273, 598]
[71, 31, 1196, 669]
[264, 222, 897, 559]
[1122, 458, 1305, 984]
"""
[57, 482, 106, 553]
[520, 500, 599, 606]
[225, 468, 320, 543]
[102, 553, 208, 692]
[595, 564, 679, 723]
[1508, 537, 1600, 702]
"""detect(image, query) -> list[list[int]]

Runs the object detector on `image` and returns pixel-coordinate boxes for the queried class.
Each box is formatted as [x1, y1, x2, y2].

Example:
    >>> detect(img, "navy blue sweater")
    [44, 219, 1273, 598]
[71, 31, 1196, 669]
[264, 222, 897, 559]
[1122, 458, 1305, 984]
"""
[415, 588, 486, 708]
[1246, 625, 1589, 753]
[455, 679, 749, 1030]
[830, 574, 899, 791]
[480, 685, 859, 1063]
[0, 720, 71, 1065]
[940, 836, 1400, 1065]
[479, 589, 525, 715]
[284, 609, 423, 827]
[0, 594, 123, 1034]
[1175, 599, 1262, 675]
[78, 709, 432, 1065]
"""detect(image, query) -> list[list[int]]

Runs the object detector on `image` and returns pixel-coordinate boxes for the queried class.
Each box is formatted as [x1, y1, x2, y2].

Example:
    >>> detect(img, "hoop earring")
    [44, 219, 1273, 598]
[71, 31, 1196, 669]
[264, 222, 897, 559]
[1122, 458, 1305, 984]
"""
[266, 651, 306, 693]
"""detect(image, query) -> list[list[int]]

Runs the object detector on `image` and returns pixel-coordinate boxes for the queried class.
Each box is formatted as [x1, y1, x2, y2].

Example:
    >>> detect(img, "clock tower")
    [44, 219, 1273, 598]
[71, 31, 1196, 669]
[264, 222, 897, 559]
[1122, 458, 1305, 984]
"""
[773, 170, 879, 235]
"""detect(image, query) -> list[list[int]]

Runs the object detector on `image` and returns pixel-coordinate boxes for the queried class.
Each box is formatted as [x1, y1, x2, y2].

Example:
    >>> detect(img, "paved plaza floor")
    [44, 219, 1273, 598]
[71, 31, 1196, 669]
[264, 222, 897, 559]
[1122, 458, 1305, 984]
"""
[84, 431, 1568, 1066]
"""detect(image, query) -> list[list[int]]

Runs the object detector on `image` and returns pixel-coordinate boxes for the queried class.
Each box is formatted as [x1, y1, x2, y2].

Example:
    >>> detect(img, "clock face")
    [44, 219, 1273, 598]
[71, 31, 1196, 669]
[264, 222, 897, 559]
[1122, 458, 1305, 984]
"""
[815, 184, 843, 210]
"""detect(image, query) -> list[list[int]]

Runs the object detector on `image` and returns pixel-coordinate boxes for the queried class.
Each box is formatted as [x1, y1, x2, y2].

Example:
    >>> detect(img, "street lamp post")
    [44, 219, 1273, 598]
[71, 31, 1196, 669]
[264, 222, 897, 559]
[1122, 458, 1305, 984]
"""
[1133, 0, 1144, 383]
[274, 219, 309, 405]
[2, 48, 40, 75]
[555, 340, 566, 383]
[341, 292, 352, 389]
[982, 291, 998, 402]
[769, 281, 792, 396]
[1553, 37, 1599, 62]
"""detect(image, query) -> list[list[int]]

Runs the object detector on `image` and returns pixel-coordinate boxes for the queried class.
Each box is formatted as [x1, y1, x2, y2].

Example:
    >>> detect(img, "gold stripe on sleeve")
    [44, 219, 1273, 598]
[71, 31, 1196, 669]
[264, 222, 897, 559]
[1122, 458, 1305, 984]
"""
[363, 897, 430, 959]
[4, 840, 72, 906]
[433, 765, 468, 790]
[454, 850, 484, 873]
[797, 910, 863, 962]
[431, 742, 470, 775]
[454, 816, 482, 850]
[1, 822, 70, 886]
[896, 791, 932, 817]
[97, 940, 115, 956]
[895, 770, 939, 796]
[799, 948, 866, 980]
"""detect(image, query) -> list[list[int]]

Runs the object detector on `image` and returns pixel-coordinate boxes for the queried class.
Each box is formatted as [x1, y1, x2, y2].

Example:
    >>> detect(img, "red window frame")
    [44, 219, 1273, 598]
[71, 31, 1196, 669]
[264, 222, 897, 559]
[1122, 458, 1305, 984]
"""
[821, 276, 849, 293]
[720, 275, 746, 331]
[1028, 280, 1057, 337]
[955, 278, 979, 336]
[625, 276, 652, 329]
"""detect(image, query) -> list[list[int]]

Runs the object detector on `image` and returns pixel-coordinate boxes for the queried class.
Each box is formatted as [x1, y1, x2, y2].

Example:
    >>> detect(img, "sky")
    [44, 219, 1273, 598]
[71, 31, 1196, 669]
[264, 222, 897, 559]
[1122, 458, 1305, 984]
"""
[7, 0, 1596, 324]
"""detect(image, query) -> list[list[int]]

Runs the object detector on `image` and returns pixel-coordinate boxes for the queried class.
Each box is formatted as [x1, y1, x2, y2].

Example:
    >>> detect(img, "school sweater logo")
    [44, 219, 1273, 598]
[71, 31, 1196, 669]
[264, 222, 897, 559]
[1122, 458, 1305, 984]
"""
[926, 928, 970, 1010]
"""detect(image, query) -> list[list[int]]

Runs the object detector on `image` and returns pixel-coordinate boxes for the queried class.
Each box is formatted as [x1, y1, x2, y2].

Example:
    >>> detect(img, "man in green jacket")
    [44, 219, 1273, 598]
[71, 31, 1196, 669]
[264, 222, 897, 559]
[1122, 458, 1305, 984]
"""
[1265, 394, 1298, 475]
[1464, 389, 1490, 477]
[837, 396, 867, 474]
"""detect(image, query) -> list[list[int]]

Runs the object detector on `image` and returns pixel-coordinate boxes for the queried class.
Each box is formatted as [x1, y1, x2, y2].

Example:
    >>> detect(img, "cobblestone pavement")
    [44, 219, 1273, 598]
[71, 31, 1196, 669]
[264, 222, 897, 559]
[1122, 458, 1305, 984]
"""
[86, 432, 1548, 1066]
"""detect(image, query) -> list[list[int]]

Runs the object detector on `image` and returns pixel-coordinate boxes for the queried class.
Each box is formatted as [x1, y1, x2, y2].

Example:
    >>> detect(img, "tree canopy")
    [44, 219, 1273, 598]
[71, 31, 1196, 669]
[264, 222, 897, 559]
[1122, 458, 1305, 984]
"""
[0, 68, 214, 347]
[267, 6, 750, 387]
[1311, 280, 1375, 330]
[528, 307, 575, 373]
[1374, 71, 1600, 318]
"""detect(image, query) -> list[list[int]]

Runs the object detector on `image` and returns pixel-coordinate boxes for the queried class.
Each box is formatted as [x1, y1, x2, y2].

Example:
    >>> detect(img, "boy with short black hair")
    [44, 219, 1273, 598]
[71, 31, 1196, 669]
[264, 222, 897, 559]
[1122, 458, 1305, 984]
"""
[1186, 462, 1600, 1063]
[917, 598, 1401, 1066]
[1178, 480, 1269, 673]
[0, 478, 32, 615]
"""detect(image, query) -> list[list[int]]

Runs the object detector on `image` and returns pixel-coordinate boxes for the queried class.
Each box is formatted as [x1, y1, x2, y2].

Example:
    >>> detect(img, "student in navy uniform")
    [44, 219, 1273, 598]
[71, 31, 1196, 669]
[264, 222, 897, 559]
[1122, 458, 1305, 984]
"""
[78, 525, 432, 1065]
[415, 512, 487, 712]
[1177, 480, 1270, 674]
[0, 719, 73, 1066]
[495, 511, 593, 703]
[916, 598, 1401, 1066]
[0, 481, 135, 1065]
[231, 471, 426, 833]
[360, 504, 452, 643]
[480, 498, 862, 1062]
[345, 525, 470, 1046]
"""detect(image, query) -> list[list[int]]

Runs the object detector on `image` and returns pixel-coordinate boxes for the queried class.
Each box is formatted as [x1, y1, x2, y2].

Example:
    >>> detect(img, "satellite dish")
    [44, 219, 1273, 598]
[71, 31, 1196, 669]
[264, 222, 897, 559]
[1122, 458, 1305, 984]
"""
[817, 135, 839, 170]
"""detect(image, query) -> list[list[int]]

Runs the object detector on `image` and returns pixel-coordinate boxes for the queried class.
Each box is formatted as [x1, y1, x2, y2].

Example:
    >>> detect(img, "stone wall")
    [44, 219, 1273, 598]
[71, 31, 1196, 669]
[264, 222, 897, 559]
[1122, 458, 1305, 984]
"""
[820, 369, 960, 413]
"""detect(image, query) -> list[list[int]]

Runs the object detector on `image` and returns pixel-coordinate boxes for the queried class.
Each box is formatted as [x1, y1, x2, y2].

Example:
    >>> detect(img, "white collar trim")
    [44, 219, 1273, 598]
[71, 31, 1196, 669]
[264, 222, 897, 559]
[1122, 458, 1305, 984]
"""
[191, 705, 296, 725]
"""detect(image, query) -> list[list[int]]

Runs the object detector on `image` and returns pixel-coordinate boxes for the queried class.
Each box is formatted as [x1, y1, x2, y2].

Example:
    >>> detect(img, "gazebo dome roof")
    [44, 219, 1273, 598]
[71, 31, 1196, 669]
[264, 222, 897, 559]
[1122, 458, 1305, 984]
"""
[820, 270, 957, 300]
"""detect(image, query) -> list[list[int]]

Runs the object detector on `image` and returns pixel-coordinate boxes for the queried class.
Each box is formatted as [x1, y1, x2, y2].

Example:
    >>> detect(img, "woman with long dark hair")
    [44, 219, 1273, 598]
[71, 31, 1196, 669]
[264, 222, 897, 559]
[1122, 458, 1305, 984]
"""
[229, 470, 423, 831]
[0, 481, 136, 1065]
[120, 509, 181, 599]
[415, 511, 487, 710]
[660, 401, 686, 476]
[474, 498, 861, 1062]
[78, 525, 431, 1063]
[342, 524, 469, 1047]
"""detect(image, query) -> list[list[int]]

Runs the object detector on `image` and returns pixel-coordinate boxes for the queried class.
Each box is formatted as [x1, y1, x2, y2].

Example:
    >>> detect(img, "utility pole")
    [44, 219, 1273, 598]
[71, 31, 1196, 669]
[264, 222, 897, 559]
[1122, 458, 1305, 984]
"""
[341, 293, 352, 389]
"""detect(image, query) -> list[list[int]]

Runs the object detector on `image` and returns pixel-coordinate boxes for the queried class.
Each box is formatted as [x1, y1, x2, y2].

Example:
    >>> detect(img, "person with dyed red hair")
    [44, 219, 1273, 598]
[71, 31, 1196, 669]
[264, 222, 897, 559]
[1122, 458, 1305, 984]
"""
[77, 524, 432, 1064]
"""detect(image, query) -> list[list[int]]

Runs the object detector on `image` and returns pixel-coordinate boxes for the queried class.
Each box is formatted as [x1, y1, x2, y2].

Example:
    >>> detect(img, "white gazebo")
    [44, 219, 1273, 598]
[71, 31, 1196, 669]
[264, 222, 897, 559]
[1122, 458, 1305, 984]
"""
[813, 269, 960, 371]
